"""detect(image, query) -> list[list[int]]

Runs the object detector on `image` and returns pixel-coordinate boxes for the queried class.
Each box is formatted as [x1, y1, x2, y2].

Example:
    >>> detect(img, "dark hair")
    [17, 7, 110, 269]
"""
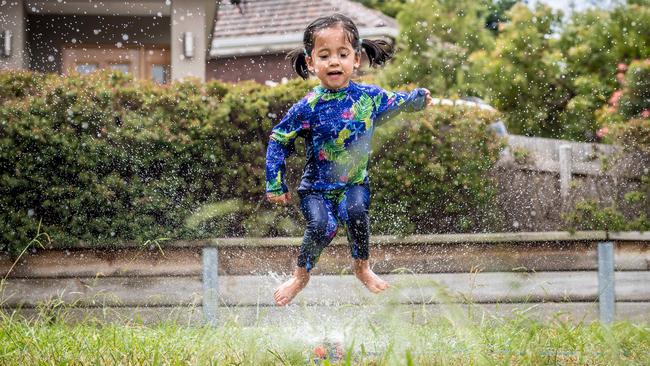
[287, 13, 394, 79]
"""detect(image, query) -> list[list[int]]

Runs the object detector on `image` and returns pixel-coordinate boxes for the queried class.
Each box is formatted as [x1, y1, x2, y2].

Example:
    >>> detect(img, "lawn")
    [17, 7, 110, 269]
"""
[0, 304, 648, 365]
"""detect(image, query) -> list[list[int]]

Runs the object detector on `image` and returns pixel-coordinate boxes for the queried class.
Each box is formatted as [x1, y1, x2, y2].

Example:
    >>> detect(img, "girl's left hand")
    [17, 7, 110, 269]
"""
[423, 88, 433, 108]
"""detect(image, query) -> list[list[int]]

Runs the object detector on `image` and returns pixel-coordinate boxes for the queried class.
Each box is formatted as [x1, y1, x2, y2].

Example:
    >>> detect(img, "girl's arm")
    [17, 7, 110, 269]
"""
[265, 103, 308, 202]
[375, 88, 431, 127]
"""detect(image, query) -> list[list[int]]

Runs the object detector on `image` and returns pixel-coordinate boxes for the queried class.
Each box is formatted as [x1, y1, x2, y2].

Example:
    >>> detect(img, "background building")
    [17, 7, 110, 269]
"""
[0, 0, 397, 84]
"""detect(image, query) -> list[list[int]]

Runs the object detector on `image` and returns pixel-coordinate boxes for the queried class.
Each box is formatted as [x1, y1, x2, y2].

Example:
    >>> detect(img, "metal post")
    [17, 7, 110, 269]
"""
[559, 144, 572, 202]
[598, 241, 615, 324]
[202, 247, 219, 325]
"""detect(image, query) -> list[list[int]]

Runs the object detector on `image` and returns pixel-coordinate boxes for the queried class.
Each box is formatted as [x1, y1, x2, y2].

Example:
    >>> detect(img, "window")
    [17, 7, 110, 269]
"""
[150, 64, 168, 84]
[109, 63, 131, 74]
[63, 46, 170, 83]
[75, 63, 98, 74]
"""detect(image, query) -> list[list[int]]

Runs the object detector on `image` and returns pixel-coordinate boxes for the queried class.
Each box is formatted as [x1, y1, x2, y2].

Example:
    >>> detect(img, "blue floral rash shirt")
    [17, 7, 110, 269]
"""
[265, 81, 428, 196]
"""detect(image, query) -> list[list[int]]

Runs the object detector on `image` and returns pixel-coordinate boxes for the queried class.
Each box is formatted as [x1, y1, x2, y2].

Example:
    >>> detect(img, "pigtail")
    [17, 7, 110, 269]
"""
[287, 47, 310, 79]
[361, 39, 394, 67]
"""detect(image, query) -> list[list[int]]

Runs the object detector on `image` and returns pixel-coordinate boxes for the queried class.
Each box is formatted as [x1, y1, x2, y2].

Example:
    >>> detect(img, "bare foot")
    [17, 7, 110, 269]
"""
[274, 267, 310, 306]
[353, 259, 389, 293]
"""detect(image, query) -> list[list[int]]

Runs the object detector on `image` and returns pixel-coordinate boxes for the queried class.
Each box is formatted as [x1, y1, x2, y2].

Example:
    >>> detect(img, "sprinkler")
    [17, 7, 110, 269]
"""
[312, 339, 344, 362]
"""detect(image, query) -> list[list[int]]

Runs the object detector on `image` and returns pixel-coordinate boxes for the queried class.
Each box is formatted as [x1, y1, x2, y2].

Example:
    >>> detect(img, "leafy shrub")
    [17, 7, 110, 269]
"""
[371, 106, 504, 233]
[0, 71, 501, 254]
[565, 106, 650, 231]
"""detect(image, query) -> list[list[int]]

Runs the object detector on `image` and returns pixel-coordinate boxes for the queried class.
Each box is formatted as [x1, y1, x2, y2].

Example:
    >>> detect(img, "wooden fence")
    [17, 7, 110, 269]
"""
[1, 231, 648, 325]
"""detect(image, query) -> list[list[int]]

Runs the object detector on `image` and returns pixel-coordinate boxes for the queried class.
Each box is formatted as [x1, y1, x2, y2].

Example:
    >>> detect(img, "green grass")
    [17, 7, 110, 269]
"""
[0, 306, 648, 366]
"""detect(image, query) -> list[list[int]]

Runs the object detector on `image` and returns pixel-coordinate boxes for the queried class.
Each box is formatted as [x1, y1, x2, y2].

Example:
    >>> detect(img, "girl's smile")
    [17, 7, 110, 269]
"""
[306, 26, 360, 90]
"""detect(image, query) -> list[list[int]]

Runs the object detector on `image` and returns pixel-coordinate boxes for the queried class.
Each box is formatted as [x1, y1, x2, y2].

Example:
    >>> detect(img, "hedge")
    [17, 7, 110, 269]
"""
[0, 71, 503, 254]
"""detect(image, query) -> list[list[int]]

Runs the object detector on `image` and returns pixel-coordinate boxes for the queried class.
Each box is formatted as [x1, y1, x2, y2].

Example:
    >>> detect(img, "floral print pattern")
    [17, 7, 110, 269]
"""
[265, 81, 428, 195]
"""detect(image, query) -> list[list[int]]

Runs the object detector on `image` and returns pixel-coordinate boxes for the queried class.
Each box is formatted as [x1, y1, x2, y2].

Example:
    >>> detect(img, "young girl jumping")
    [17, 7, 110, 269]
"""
[265, 13, 433, 306]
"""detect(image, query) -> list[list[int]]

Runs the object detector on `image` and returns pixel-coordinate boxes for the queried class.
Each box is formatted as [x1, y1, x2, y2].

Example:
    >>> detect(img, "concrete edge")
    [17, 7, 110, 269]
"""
[65, 231, 613, 249]
[608, 231, 650, 241]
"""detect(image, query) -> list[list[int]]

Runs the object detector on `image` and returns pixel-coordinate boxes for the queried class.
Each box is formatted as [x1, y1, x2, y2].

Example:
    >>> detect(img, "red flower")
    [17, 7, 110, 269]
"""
[318, 150, 327, 160]
[302, 121, 310, 130]
[596, 126, 609, 138]
[609, 90, 622, 107]
[339, 175, 348, 182]
[642, 110, 650, 118]
[341, 109, 353, 119]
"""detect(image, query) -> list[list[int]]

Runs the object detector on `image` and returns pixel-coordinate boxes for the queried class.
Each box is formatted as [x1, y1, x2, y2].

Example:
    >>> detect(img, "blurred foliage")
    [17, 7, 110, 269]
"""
[0, 71, 503, 253]
[564, 61, 650, 232]
[568, 124, 649, 228]
[618, 60, 650, 119]
[379, 0, 495, 96]
[468, 4, 570, 138]
[354, 0, 407, 18]
[373, 0, 650, 142]
[371, 107, 505, 233]
[485, 0, 519, 34]
[557, 2, 650, 141]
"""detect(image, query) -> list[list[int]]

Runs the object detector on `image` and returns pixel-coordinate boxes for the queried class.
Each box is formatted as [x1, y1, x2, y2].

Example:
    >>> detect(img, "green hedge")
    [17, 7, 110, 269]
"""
[0, 71, 502, 254]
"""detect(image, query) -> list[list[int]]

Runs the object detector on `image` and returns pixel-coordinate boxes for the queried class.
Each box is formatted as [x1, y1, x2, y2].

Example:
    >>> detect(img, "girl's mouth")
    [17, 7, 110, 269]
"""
[327, 71, 343, 76]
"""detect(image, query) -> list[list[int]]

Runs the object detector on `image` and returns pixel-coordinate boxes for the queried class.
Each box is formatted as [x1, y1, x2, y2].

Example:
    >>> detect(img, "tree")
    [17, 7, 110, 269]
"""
[354, 0, 407, 18]
[556, 1, 650, 140]
[485, 0, 520, 34]
[379, 0, 494, 95]
[467, 3, 570, 137]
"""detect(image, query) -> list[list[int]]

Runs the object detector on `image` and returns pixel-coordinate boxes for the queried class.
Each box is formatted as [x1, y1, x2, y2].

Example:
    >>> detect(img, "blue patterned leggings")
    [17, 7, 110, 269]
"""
[297, 184, 370, 271]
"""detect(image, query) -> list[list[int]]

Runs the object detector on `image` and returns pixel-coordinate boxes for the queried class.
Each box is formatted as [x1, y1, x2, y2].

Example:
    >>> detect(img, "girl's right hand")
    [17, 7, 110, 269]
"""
[266, 192, 292, 205]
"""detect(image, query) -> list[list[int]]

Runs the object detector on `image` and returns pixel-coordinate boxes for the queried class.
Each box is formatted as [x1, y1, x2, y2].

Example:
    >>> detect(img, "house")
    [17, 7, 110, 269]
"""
[0, 0, 398, 84]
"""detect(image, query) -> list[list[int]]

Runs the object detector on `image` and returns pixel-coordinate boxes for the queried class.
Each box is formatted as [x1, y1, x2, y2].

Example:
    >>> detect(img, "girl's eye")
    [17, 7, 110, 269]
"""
[319, 55, 328, 60]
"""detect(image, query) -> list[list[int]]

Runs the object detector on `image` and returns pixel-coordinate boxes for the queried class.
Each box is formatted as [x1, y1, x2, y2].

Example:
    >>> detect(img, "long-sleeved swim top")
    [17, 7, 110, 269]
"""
[265, 81, 428, 195]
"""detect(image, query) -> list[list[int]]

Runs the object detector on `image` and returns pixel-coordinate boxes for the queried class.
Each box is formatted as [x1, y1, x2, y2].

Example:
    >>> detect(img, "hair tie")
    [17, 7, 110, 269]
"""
[358, 38, 363, 47]
[303, 48, 309, 56]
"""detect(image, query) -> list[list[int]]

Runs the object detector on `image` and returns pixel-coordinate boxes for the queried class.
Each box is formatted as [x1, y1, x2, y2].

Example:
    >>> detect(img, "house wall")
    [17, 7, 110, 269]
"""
[207, 53, 295, 84]
[26, 14, 170, 74]
[170, 0, 210, 81]
[207, 53, 373, 84]
[0, 0, 26, 70]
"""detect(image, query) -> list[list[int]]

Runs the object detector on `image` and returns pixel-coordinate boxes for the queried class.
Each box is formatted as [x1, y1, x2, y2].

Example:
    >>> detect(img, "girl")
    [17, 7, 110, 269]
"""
[265, 13, 432, 306]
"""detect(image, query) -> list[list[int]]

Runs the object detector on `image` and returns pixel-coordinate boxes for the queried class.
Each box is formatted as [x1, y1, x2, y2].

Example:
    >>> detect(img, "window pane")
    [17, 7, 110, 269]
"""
[151, 64, 168, 84]
[76, 63, 97, 74]
[109, 63, 130, 74]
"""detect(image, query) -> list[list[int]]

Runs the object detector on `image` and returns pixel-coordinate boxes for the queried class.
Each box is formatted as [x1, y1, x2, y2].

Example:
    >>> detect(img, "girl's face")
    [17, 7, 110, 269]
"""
[306, 26, 361, 90]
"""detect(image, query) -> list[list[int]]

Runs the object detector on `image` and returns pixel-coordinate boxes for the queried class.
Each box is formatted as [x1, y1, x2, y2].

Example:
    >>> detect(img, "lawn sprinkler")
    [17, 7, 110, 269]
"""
[312, 338, 344, 363]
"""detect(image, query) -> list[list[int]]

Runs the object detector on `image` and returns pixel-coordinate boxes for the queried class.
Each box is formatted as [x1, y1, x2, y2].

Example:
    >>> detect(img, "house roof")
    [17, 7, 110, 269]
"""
[209, 0, 398, 58]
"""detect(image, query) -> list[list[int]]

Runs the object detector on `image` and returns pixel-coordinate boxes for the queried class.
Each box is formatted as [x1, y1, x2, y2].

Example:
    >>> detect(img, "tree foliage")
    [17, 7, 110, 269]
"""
[468, 3, 570, 138]
[376, 0, 650, 141]
[379, 0, 494, 95]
